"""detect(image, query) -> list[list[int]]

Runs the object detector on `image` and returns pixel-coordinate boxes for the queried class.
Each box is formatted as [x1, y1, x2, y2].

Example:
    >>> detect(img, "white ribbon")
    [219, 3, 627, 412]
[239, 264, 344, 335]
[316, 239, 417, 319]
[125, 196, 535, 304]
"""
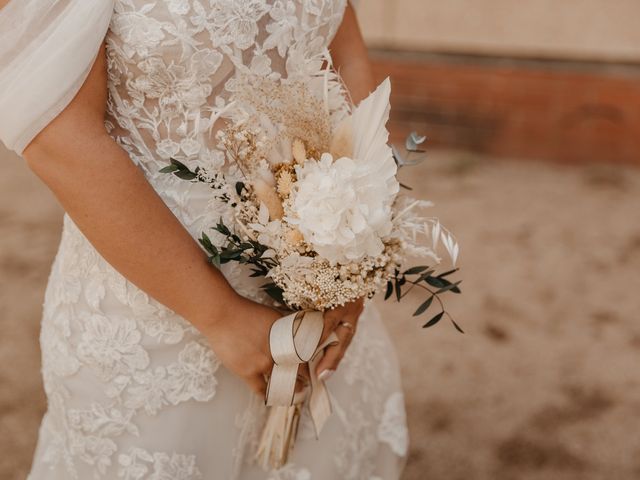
[265, 310, 338, 436]
[256, 311, 339, 469]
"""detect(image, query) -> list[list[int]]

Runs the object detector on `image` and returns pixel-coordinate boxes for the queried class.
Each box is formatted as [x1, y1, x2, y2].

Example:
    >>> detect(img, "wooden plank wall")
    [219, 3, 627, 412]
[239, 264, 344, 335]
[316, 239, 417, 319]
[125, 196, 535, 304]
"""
[372, 52, 640, 164]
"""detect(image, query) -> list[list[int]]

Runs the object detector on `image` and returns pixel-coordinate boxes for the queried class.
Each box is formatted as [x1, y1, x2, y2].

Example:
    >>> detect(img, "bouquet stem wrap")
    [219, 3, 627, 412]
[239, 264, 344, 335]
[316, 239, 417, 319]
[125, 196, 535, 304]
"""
[256, 311, 338, 470]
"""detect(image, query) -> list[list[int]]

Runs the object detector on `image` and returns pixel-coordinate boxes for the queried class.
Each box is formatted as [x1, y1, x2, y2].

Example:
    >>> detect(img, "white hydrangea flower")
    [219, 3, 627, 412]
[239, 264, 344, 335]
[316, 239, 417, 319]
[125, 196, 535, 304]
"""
[287, 153, 390, 263]
[286, 79, 399, 264]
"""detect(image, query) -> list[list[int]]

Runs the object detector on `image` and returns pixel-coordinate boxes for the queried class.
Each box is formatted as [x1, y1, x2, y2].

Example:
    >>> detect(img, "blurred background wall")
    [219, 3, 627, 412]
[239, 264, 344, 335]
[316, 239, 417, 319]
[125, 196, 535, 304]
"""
[359, 0, 640, 62]
[357, 0, 640, 164]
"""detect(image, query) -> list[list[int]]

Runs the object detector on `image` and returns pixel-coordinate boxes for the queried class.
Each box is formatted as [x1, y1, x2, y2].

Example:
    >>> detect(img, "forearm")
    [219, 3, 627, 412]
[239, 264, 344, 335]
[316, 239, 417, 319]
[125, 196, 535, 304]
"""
[330, 4, 376, 104]
[25, 131, 239, 330]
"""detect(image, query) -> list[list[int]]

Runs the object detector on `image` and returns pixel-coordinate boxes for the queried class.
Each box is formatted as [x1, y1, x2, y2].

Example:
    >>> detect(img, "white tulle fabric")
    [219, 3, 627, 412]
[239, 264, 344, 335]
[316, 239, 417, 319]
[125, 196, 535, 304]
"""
[1, 1, 408, 479]
[0, 0, 114, 153]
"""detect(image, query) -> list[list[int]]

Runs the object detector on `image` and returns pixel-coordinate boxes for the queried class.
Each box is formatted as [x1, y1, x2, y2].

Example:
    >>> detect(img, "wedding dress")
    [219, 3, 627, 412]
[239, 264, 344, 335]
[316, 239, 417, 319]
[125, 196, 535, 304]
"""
[0, 1, 408, 479]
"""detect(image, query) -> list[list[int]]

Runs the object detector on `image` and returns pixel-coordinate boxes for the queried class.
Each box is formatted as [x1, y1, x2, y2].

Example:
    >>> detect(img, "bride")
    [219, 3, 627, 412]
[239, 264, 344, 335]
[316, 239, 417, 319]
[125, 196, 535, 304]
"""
[0, 1, 408, 478]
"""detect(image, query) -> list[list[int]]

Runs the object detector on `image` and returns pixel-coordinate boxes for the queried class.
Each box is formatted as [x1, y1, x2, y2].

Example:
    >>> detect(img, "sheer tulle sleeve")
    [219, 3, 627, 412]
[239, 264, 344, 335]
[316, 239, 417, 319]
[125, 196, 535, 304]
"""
[0, 0, 114, 155]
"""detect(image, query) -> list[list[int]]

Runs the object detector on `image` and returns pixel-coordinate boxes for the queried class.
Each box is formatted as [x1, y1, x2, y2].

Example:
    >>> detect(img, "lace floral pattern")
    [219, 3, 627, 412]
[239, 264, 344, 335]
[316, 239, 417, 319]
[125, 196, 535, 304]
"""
[378, 393, 409, 457]
[118, 448, 202, 480]
[76, 315, 150, 382]
[31, 1, 408, 479]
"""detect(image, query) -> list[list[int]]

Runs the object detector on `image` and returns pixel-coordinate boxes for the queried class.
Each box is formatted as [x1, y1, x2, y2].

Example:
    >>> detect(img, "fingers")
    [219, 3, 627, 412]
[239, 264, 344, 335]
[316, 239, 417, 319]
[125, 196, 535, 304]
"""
[315, 322, 354, 379]
[255, 300, 365, 395]
[320, 300, 364, 343]
[316, 299, 363, 378]
[320, 309, 342, 343]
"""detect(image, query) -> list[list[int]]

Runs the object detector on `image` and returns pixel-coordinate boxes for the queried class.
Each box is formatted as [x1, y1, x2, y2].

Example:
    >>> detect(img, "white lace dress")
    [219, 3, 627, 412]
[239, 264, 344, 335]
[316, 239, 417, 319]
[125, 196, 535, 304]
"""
[11, 1, 408, 479]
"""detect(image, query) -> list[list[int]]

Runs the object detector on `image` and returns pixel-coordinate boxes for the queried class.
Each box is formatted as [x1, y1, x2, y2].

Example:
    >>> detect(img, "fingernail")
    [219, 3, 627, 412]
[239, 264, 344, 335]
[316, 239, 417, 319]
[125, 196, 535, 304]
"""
[318, 369, 335, 382]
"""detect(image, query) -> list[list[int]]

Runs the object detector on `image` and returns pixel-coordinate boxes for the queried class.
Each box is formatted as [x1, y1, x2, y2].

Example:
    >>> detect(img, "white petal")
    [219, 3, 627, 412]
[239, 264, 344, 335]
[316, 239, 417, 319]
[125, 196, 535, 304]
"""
[248, 223, 265, 232]
[258, 202, 270, 225]
[351, 78, 392, 163]
[452, 243, 460, 266]
[442, 233, 458, 265]
[431, 221, 441, 250]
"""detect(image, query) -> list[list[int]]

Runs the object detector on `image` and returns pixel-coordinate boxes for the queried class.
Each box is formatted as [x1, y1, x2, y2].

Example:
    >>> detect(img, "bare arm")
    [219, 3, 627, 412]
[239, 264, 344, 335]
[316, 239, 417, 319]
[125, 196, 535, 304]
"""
[23, 46, 282, 393]
[24, 47, 236, 330]
[329, 3, 376, 104]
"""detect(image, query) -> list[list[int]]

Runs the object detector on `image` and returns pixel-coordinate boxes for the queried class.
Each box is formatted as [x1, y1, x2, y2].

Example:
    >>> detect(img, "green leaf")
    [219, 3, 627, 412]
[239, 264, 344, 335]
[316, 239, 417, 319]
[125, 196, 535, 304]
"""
[437, 268, 459, 279]
[425, 276, 448, 289]
[200, 233, 212, 246]
[214, 219, 231, 236]
[451, 319, 465, 334]
[403, 265, 430, 276]
[394, 277, 402, 302]
[159, 165, 178, 173]
[435, 281, 462, 295]
[261, 283, 285, 304]
[384, 281, 393, 300]
[416, 270, 436, 282]
[199, 237, 210, 250]
[250, 268, 267, 278]
[198, 234, 218, 255]
[413, 296, 434, 316]
[220, 249, 242, 260]
[423, 311, 444, 328]
[169, 158, 189, 169]
[163, 158, 199, 180]
[209, 254, 221, 268]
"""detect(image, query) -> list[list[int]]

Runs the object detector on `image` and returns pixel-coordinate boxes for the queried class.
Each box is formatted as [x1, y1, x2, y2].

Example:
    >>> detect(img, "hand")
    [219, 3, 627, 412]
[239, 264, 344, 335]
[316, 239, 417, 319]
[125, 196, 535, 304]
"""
[202, 294, 281, 395]
[314, 298, 365, 381]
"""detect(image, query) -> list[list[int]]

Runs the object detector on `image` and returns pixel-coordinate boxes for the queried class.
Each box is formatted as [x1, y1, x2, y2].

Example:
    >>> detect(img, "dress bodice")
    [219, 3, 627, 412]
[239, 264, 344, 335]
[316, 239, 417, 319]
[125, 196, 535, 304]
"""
[105, 0, 347, 181]
[104, 0, 348, 298]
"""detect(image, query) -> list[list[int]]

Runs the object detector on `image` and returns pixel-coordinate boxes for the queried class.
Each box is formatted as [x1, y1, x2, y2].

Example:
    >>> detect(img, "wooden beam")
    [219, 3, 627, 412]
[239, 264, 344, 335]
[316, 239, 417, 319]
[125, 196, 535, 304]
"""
[372, 51, 640, 164]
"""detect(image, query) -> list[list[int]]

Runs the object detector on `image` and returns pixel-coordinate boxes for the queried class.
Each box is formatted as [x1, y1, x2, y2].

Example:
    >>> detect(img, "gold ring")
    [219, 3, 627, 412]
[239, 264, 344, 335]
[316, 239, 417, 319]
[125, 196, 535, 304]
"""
[337, 321, 355, 334]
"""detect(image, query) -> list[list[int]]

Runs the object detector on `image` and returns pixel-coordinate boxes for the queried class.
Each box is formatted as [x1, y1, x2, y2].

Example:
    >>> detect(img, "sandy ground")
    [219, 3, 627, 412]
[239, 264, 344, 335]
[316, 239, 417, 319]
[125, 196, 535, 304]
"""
[1, 145, 639, 480]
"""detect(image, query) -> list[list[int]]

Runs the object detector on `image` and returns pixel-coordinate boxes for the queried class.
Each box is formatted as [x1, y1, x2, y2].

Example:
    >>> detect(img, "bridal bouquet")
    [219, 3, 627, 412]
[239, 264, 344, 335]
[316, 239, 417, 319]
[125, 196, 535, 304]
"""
[162, 55, 462, 468]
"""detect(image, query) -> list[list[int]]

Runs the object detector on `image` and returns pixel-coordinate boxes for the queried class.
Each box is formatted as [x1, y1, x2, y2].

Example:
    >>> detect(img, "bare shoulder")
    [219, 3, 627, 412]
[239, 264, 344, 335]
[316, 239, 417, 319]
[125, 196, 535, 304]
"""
[23, 46, 109, 160]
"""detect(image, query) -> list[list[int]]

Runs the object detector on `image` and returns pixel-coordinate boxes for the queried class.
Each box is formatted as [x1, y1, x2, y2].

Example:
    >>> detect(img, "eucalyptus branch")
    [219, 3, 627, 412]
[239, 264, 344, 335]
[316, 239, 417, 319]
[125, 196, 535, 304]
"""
[198, 218, 279, 278]
[384, 265, 463, 333]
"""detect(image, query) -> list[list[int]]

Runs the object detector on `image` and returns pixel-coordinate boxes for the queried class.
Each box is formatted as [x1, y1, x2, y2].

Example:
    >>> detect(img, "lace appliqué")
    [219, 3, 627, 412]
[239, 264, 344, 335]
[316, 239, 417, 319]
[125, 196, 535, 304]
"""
[267, 464, 311, 480]
[330, 308, 409, 478]
[377, 393, 409, 457]
[118, 447, 203, 479]
[77, 315, 150, 382]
